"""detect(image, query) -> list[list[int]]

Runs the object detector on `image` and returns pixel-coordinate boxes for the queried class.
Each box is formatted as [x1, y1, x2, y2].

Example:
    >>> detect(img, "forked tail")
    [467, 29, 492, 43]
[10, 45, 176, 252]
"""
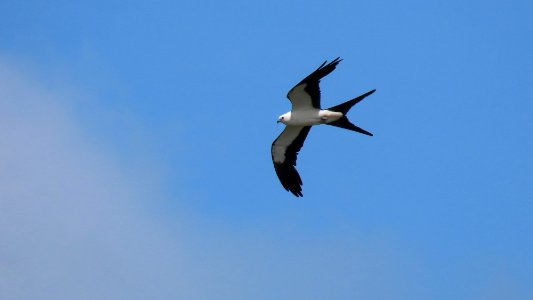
[326, 89, 375, 136]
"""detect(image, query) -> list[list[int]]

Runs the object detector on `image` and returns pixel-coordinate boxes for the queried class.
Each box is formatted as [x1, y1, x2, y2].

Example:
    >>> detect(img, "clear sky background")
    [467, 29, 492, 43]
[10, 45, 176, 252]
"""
[1, 0, 532, 299]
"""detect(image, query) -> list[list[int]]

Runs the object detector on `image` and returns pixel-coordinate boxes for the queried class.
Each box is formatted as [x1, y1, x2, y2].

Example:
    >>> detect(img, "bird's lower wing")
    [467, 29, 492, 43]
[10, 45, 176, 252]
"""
[271, 126, 312, 197]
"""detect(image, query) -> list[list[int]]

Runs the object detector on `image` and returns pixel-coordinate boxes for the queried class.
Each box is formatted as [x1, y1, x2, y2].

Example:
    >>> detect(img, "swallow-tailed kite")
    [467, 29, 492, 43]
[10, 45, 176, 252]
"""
[272, 57, 375, 197]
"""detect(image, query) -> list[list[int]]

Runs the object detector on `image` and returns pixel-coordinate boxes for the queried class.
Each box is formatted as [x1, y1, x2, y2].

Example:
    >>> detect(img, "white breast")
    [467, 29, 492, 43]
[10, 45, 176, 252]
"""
[286, 109, 321, 126]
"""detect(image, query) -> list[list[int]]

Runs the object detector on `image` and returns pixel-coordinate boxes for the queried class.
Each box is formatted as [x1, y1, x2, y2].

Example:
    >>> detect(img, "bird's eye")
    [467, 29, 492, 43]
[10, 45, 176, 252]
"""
[281, 117, 284, 119]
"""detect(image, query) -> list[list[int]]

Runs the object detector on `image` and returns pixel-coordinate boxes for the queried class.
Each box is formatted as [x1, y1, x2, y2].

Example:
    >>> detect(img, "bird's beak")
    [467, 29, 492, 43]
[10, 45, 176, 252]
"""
[277, 120, 280, 123]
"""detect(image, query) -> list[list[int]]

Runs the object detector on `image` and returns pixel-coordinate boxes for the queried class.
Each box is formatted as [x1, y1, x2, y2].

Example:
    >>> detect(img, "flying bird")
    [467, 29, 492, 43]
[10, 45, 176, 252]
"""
[271, 57, 375, 197]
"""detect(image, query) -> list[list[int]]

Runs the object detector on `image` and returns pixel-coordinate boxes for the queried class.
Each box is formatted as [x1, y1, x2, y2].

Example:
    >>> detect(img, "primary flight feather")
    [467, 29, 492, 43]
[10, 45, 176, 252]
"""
[272, 57, 376, 197]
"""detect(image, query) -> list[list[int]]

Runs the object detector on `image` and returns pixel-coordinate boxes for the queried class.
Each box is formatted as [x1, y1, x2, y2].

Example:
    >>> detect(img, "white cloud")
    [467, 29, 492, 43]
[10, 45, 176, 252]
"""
[0, 60, 428, 300]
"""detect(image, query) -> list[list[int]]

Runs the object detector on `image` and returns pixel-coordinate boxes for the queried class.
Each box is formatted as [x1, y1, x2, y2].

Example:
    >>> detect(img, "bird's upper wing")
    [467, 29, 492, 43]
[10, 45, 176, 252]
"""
[271, 125, 312, 197]
[286, 57, 342, 111]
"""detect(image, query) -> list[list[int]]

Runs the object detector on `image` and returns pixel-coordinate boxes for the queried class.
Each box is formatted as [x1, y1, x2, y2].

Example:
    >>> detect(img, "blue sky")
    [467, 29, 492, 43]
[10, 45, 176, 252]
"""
[1, 0, 532, 299]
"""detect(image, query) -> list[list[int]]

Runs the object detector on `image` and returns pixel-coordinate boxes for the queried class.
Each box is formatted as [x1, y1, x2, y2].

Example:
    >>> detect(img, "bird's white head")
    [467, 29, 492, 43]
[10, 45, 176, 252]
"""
[277, 112, 292, 124]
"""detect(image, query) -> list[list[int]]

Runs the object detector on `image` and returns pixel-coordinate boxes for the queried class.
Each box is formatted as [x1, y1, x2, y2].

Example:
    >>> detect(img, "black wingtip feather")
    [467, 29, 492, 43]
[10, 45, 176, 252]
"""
[306, 58, 343, 82]
[274, 163, 303, 197]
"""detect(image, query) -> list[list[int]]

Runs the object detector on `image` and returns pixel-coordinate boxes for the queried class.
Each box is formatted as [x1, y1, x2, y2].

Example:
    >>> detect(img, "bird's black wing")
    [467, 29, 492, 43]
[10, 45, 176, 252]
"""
[286, 57, 342, 110]
[271, 125, 312, 197]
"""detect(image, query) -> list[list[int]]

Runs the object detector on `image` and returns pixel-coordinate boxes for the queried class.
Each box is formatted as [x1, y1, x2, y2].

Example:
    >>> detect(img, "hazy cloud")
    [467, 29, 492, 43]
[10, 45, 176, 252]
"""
[0, 61, 188, 299]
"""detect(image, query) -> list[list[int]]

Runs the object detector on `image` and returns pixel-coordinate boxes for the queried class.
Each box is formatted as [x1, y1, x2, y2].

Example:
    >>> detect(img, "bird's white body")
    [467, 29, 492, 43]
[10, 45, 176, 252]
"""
[278, 109, 343, 126]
